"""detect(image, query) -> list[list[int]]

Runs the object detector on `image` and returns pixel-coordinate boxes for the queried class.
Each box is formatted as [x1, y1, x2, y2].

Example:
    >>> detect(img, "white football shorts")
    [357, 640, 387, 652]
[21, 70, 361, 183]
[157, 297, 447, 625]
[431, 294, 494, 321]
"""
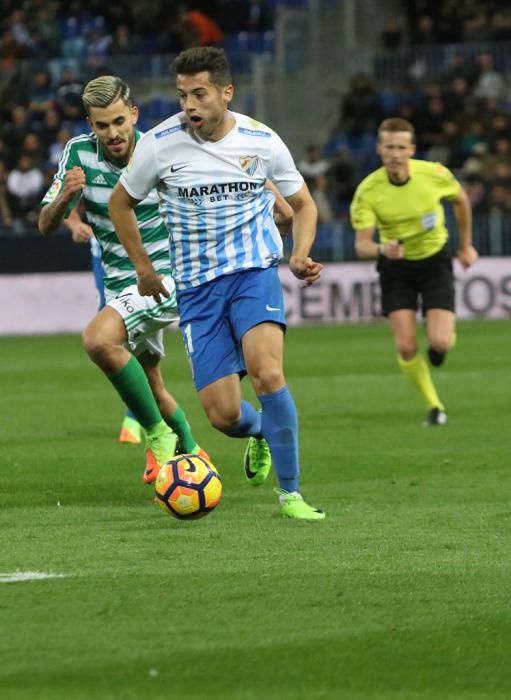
[107, 274, 179, 358]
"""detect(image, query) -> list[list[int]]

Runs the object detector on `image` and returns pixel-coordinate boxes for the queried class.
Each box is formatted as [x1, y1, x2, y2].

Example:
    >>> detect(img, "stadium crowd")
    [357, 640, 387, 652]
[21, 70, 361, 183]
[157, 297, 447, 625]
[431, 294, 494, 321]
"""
[0, 0, 276, 59]
[1, 0, 511, 234]
[301, 48, 511, 225]
[382, 0, 511, 49]
[298, 0, 511, 225]
[0, 0, 278, 233]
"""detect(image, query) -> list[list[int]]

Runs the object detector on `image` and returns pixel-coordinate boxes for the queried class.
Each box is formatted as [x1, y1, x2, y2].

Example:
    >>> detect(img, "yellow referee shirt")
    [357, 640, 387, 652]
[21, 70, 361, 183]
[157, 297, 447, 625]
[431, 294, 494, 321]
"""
[350, 159, 461, 260]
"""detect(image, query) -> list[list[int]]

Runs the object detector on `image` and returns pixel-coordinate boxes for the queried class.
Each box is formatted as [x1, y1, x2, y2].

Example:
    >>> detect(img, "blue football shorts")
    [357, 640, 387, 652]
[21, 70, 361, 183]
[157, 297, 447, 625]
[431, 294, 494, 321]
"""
[177, 267, 286, 391]
[90, 237, 106, 310]
[91, 248, 105, 310]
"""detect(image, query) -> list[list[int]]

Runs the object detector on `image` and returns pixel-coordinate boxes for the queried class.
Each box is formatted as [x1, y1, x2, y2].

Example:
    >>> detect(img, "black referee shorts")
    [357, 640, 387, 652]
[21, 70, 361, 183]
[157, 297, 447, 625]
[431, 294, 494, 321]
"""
[377, 243, 455, 317]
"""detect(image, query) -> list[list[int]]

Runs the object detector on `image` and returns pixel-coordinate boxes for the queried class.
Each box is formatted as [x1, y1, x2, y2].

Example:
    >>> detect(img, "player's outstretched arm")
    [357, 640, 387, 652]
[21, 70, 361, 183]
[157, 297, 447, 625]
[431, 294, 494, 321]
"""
[38, 166, 85, 237]
[109, 182, 169, 302]
[286, 182, 322, 285]
[451, 188, 478, 269]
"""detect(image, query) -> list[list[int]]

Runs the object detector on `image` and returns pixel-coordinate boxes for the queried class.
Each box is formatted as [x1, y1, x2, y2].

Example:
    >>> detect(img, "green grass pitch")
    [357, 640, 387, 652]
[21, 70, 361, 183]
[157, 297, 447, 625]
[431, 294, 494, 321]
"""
[1, 320, 510, 699]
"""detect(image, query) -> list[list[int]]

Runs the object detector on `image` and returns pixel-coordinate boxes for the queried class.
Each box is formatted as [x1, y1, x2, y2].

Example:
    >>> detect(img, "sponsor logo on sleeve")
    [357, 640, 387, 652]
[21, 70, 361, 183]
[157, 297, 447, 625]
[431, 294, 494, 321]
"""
[155, 123, 187, 139]
[45, 179, 62, 202]
[238, 126, 271, 138]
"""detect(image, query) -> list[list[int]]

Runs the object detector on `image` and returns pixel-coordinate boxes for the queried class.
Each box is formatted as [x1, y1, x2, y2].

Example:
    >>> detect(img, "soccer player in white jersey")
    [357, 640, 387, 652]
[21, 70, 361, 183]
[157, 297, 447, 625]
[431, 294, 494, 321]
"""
[109, 47, 325, 520]
[38, 75, 209, 483]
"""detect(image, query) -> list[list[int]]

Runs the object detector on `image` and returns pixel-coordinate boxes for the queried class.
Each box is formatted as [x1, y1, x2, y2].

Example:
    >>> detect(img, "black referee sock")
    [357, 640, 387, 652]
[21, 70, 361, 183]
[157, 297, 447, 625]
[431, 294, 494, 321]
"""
[427, 347, 446, 367]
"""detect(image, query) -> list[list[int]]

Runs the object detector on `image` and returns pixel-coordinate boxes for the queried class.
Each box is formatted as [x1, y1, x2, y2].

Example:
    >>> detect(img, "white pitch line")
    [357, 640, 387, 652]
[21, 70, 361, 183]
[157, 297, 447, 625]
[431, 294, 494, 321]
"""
[0, 571, 67, 583]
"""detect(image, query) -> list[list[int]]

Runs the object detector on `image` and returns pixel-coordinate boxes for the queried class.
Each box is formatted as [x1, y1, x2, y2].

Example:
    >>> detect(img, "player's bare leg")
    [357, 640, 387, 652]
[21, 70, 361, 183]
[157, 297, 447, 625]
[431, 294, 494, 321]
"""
[245, 322, 324, 519]
[78, 307, 143, 444]
[82, 308, 176, 481]
[199, 374, 244, 433]
[82, 306, 131, 375]
[199, 372, 271, 488]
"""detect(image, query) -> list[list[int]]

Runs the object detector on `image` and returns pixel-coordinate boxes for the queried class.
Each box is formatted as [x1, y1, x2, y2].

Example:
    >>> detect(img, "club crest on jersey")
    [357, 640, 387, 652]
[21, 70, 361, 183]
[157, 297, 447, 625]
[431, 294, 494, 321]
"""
[239, 155, 259, 177]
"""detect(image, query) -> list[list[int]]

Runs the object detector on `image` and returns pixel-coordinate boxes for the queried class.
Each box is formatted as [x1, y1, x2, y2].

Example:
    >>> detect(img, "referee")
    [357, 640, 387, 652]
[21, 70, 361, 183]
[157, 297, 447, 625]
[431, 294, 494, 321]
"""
[351, 117, 478, 425]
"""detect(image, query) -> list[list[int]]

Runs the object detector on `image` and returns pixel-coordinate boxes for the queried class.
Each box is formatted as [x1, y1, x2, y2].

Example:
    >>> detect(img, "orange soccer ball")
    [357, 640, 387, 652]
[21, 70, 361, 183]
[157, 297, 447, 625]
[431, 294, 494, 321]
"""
[154, 454, 222, 520]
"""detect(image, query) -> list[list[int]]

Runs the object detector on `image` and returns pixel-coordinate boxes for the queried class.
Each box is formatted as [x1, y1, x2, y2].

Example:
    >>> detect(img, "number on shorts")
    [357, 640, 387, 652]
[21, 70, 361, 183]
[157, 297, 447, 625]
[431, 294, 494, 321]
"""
[183, 323, 194, 355]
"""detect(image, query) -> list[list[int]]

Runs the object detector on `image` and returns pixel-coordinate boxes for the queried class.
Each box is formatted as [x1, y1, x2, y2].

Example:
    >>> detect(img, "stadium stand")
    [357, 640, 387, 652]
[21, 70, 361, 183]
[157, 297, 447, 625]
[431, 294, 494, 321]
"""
[293, 0, 511, 259]
[0, 0, 282, 235]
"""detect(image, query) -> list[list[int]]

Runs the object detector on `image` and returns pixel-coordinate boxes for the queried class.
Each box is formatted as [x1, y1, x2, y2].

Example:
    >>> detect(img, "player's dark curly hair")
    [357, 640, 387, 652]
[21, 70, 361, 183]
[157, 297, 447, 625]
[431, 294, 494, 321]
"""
[171, 47, 232, 88]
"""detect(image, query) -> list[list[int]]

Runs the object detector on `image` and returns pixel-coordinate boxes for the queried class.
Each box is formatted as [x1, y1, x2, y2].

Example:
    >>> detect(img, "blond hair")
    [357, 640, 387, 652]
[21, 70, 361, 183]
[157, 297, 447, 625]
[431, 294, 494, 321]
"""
[378, 117, 415, 141]
[82, 76, 131, 114]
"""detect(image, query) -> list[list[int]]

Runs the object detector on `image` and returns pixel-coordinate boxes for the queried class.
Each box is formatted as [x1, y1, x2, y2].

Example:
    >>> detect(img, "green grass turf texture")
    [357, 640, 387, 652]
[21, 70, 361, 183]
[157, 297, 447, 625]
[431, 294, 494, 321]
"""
[1, 319, 510, 700]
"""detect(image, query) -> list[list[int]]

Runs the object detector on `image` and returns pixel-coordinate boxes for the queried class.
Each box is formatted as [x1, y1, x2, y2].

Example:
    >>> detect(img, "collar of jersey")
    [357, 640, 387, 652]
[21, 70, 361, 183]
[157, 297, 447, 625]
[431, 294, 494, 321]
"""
[385, 157, 415, 187]
[96, 129, 141, 165]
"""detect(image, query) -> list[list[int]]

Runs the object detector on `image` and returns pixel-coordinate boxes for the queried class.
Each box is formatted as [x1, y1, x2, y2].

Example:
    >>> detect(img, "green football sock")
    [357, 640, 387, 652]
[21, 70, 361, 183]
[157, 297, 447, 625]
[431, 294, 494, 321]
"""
[107, 356, 162, 430]
[398, 352, 445, 411]
[145, 419, 172, 439]
[165, 405, 198, 453]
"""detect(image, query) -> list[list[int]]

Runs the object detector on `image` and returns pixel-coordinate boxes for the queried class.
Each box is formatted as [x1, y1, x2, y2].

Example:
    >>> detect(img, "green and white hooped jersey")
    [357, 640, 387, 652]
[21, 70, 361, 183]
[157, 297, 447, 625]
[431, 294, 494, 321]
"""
[41, 131, 171, 296]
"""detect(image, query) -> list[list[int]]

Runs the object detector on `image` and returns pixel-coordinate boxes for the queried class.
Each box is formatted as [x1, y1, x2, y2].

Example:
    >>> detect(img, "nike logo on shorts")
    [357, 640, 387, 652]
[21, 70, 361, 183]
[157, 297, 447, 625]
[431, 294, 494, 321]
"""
[265, 304, 280, 311]
[171, 164, 186, 172]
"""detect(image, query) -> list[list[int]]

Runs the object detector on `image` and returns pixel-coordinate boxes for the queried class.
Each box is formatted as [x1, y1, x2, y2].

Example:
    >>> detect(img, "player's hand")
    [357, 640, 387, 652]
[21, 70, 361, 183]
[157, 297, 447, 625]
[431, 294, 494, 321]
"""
[137, 269, 170, 303]
[62, 167, 86, 202]
[70, 221, 93, 244]
[289, 255, 323, 286]
[274, 211, 292, 237]
[457, 244, 478, 270]
[384, 239, 404, 259]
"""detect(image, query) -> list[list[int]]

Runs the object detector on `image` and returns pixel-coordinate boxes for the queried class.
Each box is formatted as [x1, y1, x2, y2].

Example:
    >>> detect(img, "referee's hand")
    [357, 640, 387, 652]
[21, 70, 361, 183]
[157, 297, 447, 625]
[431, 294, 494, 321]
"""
[385, 239, 404, 259]
[457, 244, 478, 270]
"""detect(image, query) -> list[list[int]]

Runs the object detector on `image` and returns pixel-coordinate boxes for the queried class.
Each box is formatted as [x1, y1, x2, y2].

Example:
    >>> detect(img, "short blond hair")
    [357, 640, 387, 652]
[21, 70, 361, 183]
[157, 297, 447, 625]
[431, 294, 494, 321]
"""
[82, 76, 131, 114]
[378, 117, 415, 141]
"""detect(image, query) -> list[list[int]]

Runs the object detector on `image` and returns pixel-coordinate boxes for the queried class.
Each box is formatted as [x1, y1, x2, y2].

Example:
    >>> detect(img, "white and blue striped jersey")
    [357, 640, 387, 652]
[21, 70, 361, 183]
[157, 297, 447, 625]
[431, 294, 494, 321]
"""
[120, 111, 303, 290]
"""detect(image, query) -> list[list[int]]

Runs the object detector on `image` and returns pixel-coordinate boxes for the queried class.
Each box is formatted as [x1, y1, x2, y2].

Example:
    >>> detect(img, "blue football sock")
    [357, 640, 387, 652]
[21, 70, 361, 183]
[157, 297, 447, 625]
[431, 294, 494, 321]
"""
[222, 400, 262, 438]
[259, 386, 299, 493]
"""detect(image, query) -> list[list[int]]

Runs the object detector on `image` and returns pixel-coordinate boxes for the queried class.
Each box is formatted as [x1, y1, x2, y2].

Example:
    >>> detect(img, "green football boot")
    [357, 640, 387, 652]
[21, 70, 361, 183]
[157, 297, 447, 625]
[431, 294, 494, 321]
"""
[143, 424, 177, 484]
[244, 437, 272, 486]
[118, 415, 144, 444]
[275, 488, 326, 521]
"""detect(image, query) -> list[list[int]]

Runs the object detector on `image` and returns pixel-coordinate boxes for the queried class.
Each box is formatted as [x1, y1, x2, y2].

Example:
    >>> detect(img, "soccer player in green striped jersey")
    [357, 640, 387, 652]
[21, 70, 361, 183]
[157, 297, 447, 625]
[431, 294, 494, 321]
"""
[351, 117, 478, 426]
[38, 75, 208, 482]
